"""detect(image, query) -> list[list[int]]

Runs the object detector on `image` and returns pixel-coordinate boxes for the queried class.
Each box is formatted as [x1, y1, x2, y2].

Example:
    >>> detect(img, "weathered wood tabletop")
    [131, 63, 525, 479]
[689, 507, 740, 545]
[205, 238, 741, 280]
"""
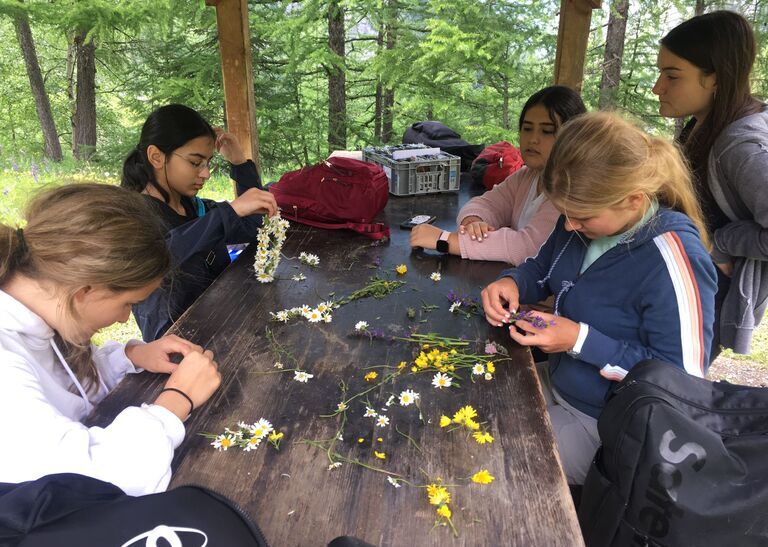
[90, 178, 583, 547]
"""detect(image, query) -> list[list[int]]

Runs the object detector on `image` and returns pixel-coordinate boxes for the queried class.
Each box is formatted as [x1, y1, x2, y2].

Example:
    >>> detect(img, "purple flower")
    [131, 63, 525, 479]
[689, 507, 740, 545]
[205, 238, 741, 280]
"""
[484, 342, 497, 355]
[31, 161, 39, 183]
[11, 159, 19, 173]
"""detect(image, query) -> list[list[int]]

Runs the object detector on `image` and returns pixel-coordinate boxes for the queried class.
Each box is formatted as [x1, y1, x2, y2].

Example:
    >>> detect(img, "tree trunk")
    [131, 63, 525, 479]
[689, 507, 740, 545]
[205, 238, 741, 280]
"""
[72, 29, 97, 160]
[327, 0, 346, 152]
[380, 5, 396, 144]
[13, 11, 63, 161]
[66, 34, 76, 129]
[501, 74, 510, 130]
[598, 0, 630, 110]
[374, 29, 384, 141]
[696, 0, 706, 15]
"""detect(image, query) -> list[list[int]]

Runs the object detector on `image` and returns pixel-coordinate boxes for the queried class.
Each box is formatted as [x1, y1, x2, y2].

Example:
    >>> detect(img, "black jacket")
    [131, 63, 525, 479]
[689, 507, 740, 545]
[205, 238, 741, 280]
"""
[133, 160, 263, 341]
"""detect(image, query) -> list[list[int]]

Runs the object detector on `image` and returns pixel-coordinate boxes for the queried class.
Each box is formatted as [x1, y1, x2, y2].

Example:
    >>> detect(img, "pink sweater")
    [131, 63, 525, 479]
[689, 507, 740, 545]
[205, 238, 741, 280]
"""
[456, 166, 559, 265]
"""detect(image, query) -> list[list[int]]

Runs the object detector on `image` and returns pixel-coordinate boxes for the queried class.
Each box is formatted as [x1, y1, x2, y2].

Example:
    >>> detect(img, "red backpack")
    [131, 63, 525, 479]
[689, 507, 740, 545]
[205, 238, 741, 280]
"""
[469, 141, 525, 190]
[269, 157, 390, 240]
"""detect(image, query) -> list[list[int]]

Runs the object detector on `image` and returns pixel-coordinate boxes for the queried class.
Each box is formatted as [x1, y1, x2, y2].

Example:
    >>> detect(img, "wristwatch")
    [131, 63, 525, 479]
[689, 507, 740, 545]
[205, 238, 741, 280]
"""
[436, 231, 451, 253]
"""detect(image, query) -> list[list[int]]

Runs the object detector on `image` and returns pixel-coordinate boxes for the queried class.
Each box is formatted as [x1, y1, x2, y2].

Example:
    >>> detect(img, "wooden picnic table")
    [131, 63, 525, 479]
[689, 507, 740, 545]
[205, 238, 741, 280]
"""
[89, 176, 583, 547]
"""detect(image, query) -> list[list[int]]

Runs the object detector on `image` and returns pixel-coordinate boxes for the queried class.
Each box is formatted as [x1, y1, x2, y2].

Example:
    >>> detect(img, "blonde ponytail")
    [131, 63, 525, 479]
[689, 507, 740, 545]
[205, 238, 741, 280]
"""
[541, 112, 710, 249]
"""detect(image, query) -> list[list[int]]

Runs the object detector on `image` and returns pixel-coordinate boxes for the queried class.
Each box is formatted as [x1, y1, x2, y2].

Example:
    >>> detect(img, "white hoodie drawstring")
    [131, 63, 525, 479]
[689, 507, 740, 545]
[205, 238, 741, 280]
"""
[50, 338, 93, 414]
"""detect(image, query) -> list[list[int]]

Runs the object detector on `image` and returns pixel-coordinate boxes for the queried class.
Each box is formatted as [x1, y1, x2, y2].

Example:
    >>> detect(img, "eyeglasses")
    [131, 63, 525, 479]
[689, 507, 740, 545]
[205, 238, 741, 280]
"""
[172, 152, 213, 173]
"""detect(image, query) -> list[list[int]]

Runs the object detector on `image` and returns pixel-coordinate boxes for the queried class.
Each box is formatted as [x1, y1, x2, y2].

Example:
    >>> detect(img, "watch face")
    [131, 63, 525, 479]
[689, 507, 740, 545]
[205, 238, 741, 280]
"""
[436, 239, 449, 253]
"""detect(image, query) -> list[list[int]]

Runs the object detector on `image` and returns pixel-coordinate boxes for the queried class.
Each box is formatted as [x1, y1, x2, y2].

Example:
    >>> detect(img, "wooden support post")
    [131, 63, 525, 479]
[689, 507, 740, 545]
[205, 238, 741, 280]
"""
[206, 0, 260, 171]
[553, 0, 602, 92]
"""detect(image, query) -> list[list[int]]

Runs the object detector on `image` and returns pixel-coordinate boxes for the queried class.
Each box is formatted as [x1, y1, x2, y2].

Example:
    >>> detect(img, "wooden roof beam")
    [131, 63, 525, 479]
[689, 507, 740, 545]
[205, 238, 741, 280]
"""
[206, 0, 260, 170]
[554, 0, 602, 92]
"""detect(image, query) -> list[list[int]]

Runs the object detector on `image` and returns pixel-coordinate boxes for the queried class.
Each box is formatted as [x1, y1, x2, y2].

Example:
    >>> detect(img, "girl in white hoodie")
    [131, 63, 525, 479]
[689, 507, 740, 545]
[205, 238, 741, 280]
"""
[0, 183, 221, 496]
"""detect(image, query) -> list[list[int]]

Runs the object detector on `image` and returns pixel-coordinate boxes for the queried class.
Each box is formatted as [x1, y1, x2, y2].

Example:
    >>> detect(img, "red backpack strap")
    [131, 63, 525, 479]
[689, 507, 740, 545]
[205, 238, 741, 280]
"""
[284, 212, 390, 241]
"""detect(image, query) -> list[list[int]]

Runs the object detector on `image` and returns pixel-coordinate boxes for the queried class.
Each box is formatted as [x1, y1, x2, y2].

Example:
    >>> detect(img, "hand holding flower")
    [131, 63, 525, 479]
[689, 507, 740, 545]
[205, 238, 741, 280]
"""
[507, 311, 580, 354]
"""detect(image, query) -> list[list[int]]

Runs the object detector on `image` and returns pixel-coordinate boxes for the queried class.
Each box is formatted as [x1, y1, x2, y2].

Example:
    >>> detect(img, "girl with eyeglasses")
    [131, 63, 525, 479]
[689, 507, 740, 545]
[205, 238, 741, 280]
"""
[122, 104, 278, 341]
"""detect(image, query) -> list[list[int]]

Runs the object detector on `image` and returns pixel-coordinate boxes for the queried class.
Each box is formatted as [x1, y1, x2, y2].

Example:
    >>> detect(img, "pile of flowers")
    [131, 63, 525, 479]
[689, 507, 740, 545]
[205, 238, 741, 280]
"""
[270, 301, 338, 323]
[427, 483, 456, 534]
[440, 404, 494, 445]
[299, 251, 320, 267]
[201, 419, 284, 452]
[254, 213, 290, 282]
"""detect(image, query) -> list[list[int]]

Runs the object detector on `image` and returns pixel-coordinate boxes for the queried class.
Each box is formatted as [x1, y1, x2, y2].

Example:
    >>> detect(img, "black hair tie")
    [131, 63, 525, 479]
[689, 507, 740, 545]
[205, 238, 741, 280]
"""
[16, 228, 27, 255]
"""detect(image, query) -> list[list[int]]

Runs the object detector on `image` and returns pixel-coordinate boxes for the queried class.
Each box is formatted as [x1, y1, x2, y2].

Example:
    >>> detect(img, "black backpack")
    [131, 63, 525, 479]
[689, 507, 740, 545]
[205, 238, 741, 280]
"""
[578, 359, 768, 547]
[0, 474, 269, 547]
[402, 121, 483, 170]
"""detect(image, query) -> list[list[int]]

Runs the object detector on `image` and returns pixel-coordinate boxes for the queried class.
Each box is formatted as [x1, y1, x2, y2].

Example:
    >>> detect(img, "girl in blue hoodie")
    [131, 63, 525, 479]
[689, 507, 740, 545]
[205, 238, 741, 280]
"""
[481, 112, 717, 484]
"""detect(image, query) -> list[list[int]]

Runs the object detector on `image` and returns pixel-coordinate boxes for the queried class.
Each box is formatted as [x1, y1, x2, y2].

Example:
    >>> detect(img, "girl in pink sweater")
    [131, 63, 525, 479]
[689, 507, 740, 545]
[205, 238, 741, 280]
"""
[410, 86, 586, 264]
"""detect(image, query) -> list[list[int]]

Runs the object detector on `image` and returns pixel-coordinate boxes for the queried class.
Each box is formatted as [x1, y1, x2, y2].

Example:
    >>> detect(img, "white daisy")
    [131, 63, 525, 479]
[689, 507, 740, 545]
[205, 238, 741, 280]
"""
[328, 462, 342, 470]
[274, 361, 284, 369]
[317, 302, 328, 313]
[355, 321, 369, 332]
[294, 371, 313, 383]
[376, 415, 390, 427]
[275, 310, 289, 322]
[430, 272, 441, 282]
[337, 402, 348, 412]
[291, 273, 306, 281]
[432, 372, 452, 389]
[299, 305, 312, 316]
[243, 436, 261, 452]
[472, 363, 485, 375]
[250, 418, 274, 439]
[256, 273, 274, 283]
[484, 372, 493, 381]
[307, 309, 322, 323]
[449, 301, 461, 313]
[323, 313, 333, 323]
[399, 389, 419, 407]
[387, 476, 402, 488]
[211, 434, 235, 451]
[364, 407, 377, 417]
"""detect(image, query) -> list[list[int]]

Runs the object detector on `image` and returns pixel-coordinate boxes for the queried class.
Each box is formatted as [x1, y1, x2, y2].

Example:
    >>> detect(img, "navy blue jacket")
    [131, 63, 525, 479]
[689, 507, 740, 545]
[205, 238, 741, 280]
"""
[133, 161, 264, 341]
[503, 209, 717, 418]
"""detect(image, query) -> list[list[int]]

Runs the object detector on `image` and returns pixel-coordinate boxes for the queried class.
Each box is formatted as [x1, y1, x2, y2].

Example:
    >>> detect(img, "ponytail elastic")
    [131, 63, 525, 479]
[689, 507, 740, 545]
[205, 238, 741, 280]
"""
[16, 228, 27, 255]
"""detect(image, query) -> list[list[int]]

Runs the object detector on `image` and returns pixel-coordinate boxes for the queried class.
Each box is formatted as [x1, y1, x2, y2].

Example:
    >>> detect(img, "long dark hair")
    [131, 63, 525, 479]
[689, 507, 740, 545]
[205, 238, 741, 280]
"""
[518, 86, 587, 130]
[661, 10, 762, 180]
[122, 104, 216, 203]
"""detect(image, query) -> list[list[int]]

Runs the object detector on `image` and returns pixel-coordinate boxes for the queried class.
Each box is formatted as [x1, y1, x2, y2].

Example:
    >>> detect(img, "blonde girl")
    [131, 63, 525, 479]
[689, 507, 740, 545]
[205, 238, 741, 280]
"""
[481, 112, 717, 484]
[0, 184, 220, 495]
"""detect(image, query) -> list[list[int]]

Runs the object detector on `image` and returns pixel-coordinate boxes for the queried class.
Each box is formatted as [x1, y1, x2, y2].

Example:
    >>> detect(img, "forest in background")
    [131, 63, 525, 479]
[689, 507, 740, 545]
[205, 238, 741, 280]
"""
[2, 0, 768, 179]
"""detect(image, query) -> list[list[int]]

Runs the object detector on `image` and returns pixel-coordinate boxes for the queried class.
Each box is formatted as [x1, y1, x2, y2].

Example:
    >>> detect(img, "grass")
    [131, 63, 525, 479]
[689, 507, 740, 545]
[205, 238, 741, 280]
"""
[2, 157, 768, 367]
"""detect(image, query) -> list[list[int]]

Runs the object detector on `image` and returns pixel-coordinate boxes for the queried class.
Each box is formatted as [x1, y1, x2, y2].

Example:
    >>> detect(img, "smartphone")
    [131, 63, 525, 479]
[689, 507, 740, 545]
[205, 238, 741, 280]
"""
[400, 214, 436, 230]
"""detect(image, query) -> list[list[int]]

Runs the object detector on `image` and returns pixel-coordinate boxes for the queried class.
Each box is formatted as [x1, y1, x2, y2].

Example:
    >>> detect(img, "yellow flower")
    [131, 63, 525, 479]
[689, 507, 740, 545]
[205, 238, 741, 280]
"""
[450, 349, 457, 355]
[439, 415, 452, 428]
[487, 362, 496, 374]
[374, 451, 386, 460]
[398, 361, 406, 369]
[453, 405, 478, 424]
[436, 504, 452, 519]
[411, 366, 418, 372]
[358, 437, 365, 444]
[268, 431, 284, 442]
[422, 344, 430, 349]
[473, 431, 494, 445]
[395, 264, 407, 275]
[364, 371, 378, 382]
[471, 469, 495, 484]
[465, 418, 481, 431]
[377, 437, 383, 442]
[427, 485, 451, 506]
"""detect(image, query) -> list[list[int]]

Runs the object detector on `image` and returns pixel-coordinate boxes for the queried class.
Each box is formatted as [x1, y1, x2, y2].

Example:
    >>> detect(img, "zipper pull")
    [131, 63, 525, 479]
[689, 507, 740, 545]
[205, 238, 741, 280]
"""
[614, 379, 636, 394]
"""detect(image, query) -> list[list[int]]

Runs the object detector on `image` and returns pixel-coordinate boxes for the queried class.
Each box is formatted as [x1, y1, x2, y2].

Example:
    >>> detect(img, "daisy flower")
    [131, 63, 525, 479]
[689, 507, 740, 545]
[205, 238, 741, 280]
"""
[274, 362, 284, 369]
[364, 407, 377, 418]
[484, 372, 493, 381]
[376, 415, 390, 427]
[395, 264, 407, 275]
[472, 363, 485, 375]
[256, 273, 274, 283]
[307, 309, 322, 323]
[449, 301, 461, 313]
[291, 273, 306, 281]
[250, 418, 274, 438]
[211, 434, 235, 451]
[328, 462, 342, 470]
[398, 389, 419, 407]
[471, 469, 495, 484]
[317, 302, 328, 313]
[299, 305, 312, 317]
[432, 372, 452, 389]
[294, 371, 313, 383]
[243, 436, 261, 452]
[430, 272, 441, 282]
[387, 476, 402, 488]
[337, 402, 348, 412]
[354, 321, 369, 332]
[323, 313, 333, 323]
